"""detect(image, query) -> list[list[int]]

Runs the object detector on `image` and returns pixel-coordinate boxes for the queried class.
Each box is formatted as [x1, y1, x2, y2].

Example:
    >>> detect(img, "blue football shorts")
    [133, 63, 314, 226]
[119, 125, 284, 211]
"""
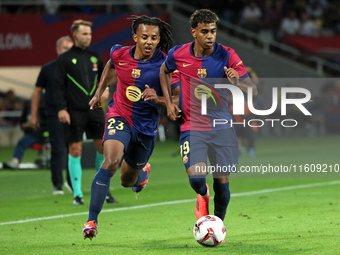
[103, 116, 156, 169]
[179, 128, 239, 176]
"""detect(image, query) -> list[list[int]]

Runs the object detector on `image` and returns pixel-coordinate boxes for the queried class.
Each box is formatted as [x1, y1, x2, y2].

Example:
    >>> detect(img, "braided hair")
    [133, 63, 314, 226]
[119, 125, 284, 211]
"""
[129, 15, 173, 53]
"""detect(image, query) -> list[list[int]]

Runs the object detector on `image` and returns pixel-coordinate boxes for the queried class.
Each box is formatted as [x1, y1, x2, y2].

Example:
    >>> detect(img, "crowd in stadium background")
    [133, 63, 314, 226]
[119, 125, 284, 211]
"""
[1, 0, 339, 37]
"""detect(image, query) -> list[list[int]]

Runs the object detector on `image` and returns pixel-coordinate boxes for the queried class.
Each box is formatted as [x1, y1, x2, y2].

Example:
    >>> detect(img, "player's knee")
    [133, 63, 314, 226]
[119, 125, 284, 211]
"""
[69, 145, 82, 157]
[69, 151, 81, 157]
[102, 157, 120, 172]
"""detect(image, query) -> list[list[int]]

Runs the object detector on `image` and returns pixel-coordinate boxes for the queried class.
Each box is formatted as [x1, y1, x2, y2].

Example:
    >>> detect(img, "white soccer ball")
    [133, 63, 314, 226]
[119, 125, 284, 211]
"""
[193, 215, 226, 246]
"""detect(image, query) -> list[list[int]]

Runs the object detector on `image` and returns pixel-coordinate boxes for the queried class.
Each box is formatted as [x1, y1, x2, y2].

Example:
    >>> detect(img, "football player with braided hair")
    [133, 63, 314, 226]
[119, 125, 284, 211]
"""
[83, 15, 178, 240]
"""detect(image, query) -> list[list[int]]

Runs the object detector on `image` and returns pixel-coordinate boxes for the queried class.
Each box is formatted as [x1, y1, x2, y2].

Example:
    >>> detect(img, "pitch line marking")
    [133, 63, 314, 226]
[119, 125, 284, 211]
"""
[1, 180, 339, 226]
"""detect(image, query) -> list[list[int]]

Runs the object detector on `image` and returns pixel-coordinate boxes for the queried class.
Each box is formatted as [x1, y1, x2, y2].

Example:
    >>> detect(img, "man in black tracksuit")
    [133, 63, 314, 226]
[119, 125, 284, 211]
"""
[54, 19, 117, 205]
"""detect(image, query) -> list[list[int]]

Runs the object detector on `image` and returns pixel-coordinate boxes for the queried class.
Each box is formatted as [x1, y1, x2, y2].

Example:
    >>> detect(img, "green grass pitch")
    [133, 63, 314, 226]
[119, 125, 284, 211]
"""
[0, 135, 339, 255]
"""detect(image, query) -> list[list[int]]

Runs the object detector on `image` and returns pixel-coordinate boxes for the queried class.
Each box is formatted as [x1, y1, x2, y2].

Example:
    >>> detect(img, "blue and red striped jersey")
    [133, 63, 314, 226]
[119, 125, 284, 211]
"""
[165, 42, 249, 132]
[107, 44, 166, 137]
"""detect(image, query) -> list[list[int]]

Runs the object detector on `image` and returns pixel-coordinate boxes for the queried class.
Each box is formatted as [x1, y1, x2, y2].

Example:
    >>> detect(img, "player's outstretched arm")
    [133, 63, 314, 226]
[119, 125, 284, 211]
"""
[159, 63, 181, 121]
[89, 60, 117, 110]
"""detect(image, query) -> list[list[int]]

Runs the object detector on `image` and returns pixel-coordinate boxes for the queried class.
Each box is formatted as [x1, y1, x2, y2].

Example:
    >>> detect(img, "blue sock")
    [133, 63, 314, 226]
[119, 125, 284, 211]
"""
[95, 151, 104, 172]
[189, 175, 207, 196]
[133, 169, 148, 187]
[68, 154, 82, 198]
[213, 182, 230, 221]
[88, 168, 113, 223]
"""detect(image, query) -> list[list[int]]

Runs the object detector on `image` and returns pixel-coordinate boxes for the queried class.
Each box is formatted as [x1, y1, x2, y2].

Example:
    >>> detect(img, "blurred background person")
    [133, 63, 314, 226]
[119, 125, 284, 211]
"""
[277, 9, 300, 39]
[240, 1, 263, 33]
[0, 90, 23, 146]
[30, 36, 73, 195]
[299, 12, 320, 36]
[3, 100, 45, 169]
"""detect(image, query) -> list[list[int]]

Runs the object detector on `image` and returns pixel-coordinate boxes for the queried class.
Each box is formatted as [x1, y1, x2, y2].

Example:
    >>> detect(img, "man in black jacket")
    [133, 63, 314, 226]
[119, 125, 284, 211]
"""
[53, 20, 112, 205]
[31, 36, 73, 195]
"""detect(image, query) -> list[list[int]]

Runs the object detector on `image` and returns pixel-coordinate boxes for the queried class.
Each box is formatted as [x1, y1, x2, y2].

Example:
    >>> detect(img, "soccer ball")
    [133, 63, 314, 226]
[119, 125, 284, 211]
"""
[193, 215, 226, 246]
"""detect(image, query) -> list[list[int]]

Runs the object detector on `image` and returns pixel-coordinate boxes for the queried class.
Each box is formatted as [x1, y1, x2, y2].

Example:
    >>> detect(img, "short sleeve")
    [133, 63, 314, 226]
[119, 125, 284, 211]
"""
[228, 48, 249, 81]
[110, 44, 121, 69]
[165, 47, 177, 72]
[35, 67, 46, 89]
[171, 70, 180, 90]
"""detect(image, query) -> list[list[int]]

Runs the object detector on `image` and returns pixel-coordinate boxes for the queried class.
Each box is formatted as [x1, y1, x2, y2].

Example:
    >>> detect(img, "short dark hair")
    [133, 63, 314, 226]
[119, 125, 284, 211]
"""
[71, 19, 92, 34]
[129, 15, 173, 53]
[189, 9, 219, 29]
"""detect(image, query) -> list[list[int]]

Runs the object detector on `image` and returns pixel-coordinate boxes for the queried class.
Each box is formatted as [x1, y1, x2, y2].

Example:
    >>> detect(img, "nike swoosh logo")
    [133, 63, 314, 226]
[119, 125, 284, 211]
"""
[96, 182, 107, 186]
[136, 162, 146, 166]
[118, 62, 128, 65]
[183, 63, 192, 67]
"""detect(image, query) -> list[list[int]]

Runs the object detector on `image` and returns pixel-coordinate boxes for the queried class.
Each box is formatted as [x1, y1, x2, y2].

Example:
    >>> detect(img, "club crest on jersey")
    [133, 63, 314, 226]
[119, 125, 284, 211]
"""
[108, 129, 116, 135]
[126, 85, 142, 102]
[131, 69, 141, 79]
[197, 69, 207, 78]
